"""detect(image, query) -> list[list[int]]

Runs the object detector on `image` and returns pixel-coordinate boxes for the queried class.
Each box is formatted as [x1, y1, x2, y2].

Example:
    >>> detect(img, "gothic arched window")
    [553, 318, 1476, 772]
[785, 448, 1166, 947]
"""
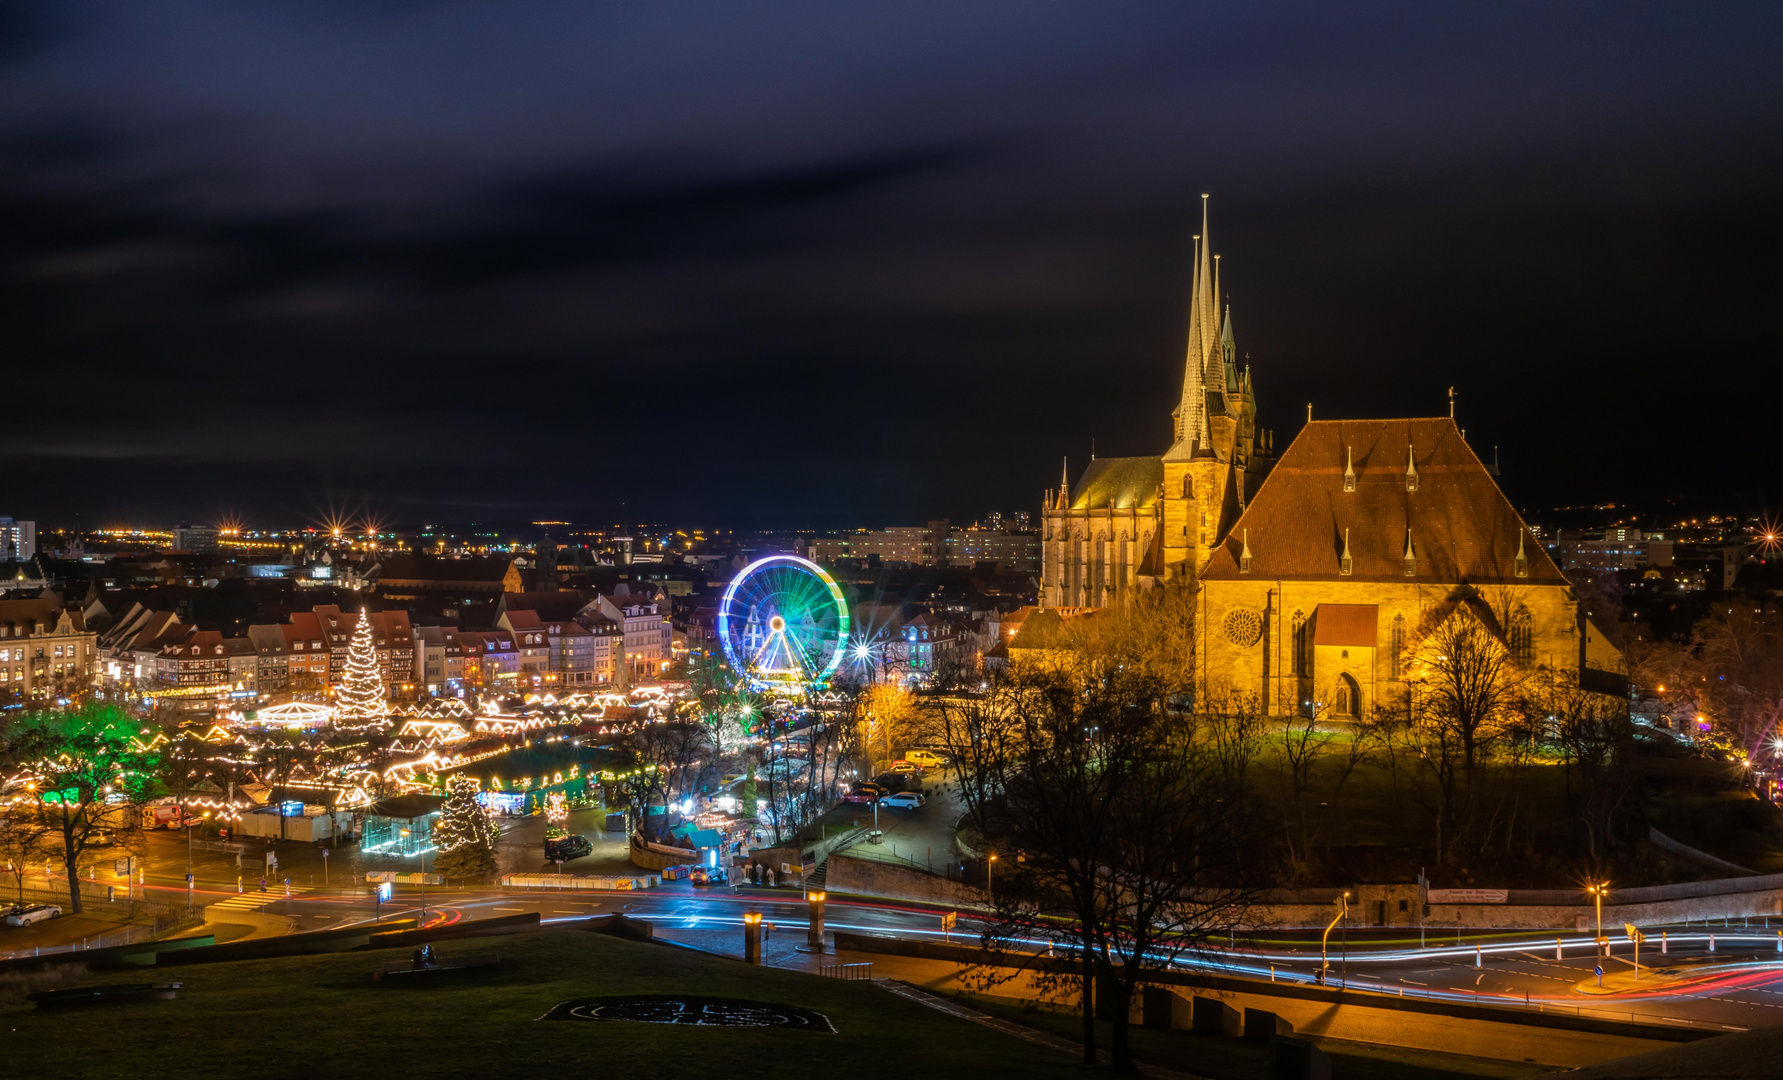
[1390, 613, 1407, 679]
[1290, 610, 1308, 676]
[1509, 606, 1533, 666]
[1182, 476, 1194, 500]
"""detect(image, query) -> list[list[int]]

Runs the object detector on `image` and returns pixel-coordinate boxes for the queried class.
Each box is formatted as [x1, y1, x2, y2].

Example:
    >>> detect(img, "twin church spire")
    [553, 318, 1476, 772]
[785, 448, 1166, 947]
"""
[1169, 194, 1237, 461]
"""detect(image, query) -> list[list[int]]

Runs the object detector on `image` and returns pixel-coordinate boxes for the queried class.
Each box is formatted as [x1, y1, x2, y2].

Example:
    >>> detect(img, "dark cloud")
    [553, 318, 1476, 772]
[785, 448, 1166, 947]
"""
[2, 3, 1781, 529]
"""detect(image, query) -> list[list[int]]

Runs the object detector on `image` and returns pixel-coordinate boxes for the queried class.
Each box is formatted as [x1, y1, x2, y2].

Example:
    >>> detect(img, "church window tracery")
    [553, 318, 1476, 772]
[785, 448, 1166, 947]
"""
[1508, 606, 1533, 666]
[1390, 613, 1406, 678]
[1290, 610, 1308, 676]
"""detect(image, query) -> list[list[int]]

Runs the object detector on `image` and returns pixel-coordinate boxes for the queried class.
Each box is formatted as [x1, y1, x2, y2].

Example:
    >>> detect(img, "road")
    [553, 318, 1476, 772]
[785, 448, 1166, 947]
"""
[1221, 923, 1783, 1032]
[14, 803, 1783, 1036]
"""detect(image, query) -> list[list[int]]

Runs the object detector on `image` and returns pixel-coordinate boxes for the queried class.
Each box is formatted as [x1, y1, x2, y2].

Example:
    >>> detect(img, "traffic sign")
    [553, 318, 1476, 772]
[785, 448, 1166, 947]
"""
[940, 912, 957, 931]
[377, 881, 392, 902]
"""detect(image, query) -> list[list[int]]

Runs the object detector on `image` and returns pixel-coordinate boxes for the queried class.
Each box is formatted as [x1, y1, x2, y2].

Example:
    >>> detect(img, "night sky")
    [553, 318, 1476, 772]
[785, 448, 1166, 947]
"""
[3, 3, 1779, 530]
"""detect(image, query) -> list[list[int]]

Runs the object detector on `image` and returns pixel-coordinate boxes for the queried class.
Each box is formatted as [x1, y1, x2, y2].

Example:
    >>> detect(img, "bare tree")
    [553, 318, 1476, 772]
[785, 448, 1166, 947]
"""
[1270, 701, 1332, 877]
[1532, 670, 1638, 863]
[1652, 605, 1783, 756]
[1406, 604, 1523, 784]
[0, 805, 55, 906]
[956, 583, 1259, 1070]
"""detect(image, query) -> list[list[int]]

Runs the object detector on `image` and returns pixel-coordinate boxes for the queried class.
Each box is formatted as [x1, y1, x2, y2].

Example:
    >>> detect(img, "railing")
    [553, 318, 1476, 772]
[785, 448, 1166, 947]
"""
[821, 962, 874, 981]
[1, 909, 203, 961]
[6, 881, 184, 918]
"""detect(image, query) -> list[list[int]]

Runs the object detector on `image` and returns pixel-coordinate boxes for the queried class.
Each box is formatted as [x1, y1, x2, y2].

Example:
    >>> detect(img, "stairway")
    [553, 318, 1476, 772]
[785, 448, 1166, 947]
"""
[803, 827, 871, 893]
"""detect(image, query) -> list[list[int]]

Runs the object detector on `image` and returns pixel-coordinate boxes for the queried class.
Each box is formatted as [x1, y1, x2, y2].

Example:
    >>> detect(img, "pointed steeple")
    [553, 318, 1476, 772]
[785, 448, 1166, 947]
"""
[1515, 529, 1530, 578]
[1239, 528, 1252, 573]
[1406, 445, 1419, 492]
[1339, 528, 1353, 575]
[1403, 528, 1416, 576]
[1057, 457, 1070, 509]
[1343, 445, 1356, 491]
[1167, 195, 1217, 459]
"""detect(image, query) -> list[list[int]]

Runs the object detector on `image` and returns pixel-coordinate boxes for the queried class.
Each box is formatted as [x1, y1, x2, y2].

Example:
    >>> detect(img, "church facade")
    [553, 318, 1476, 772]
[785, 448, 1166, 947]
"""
[1038, 199, 1623, 716]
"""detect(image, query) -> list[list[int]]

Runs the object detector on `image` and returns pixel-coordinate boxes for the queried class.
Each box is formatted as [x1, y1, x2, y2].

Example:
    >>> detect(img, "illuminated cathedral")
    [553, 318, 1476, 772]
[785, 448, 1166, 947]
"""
[1038, 196, 1624, 718]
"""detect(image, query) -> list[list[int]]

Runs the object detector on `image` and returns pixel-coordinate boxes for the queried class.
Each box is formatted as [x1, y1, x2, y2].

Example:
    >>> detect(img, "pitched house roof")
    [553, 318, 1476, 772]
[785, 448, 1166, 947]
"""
[497, 591, 587, 622]
[1202, 417, 1563, 585]
[0, 596, 83, 637]
[374, 554, 516, 589]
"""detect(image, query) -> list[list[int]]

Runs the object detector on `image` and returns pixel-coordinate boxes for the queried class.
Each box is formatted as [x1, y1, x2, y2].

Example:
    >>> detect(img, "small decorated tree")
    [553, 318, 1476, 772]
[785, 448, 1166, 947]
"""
[334, 609, 389, 726]
[431, 775, 499, 878]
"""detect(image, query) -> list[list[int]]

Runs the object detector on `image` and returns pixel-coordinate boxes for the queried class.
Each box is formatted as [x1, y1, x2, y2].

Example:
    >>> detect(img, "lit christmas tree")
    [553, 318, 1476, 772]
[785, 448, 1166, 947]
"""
[545, 791, 568, 823]
[333, 609, 389, 726]
[432, 775, 499, 878]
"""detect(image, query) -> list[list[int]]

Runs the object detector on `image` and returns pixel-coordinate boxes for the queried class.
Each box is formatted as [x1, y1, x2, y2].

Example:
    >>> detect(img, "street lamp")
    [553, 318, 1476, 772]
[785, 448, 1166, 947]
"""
[987, 853, 997, 906]
[1586, 881, 1610, 953]
[1320, 891, 1350, 986]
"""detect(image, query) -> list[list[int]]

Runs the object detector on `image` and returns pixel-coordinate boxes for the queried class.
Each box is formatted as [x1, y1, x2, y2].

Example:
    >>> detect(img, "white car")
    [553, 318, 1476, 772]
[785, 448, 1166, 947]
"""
[904, 749, 947, 769]
[880, 791, 925, 810]
[4, 904, 62, 927]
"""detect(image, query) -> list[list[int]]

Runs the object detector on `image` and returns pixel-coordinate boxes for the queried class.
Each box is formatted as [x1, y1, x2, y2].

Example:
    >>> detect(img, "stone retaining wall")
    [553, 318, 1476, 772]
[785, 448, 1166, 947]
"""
[824, 854, 985, 907]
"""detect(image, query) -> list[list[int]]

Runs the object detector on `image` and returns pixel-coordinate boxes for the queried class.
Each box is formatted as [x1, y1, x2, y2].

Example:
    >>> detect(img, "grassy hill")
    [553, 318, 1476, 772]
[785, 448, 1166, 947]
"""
[0, 931, 1093, 1080]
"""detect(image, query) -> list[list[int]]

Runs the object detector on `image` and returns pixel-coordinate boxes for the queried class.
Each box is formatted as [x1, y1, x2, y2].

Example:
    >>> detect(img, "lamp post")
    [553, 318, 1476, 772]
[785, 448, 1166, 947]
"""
[988, 853, 997, 907]
[1587, 881, 1610, 955]
[743, 910, 763, 964]
[1320, 891, 1350, 985]
[807, 890, 826, 950]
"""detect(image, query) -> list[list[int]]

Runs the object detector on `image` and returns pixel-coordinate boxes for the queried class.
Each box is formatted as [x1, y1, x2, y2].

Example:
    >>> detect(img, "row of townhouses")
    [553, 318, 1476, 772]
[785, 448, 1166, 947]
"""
[87, 585, 672, 697]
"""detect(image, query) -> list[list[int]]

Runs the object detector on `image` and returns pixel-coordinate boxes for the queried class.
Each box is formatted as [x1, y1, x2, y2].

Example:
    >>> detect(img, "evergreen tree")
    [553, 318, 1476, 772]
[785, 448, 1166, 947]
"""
[334, 609, 389, 726]
[431, 775, 499, 878]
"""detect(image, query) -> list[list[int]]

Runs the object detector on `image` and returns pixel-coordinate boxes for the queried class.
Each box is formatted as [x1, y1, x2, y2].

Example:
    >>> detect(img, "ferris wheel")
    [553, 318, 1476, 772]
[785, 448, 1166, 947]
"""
[718, 555, 850, 691]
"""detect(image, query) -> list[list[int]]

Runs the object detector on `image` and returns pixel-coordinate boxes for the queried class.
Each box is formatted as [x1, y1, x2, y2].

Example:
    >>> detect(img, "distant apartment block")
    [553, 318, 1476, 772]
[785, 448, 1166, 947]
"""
[171, 524, 219, 553]
[806, 519, 1039, 572]
[0, 518, 36, 563]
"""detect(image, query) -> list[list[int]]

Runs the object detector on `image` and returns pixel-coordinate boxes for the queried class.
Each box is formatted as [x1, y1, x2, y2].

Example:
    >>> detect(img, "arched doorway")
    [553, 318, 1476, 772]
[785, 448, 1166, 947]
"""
[1336, 672, 1361, 718]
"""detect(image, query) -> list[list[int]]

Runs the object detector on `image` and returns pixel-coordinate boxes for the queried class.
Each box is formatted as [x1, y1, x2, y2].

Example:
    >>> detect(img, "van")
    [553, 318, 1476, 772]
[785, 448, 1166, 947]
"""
[904, 749, 947, 769]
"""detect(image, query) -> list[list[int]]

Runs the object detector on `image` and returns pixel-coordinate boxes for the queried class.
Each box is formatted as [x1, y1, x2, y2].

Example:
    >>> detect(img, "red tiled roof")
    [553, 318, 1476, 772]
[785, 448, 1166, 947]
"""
[1203, 417, 1563, 585]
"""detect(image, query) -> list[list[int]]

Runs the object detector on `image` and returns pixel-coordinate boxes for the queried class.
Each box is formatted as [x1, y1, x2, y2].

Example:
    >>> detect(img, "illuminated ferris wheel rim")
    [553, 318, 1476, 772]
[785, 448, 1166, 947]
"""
[717, 554, 851, 689]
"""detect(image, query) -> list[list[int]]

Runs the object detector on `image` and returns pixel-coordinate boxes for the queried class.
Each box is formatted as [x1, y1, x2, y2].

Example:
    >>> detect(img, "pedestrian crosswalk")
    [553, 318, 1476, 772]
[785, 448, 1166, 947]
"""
[208, 884, 314, 912]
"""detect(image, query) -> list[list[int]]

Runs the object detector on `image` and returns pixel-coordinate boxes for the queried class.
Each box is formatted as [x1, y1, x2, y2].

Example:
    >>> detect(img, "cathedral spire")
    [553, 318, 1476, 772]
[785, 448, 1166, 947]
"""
[1168, 194, 1217, 459]
[1057, 456, 1070, 509]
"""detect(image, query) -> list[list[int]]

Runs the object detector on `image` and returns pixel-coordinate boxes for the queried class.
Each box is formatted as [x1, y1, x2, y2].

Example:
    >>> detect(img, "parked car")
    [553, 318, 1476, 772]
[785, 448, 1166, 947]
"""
[871, 772, 910, 793]
[880, 791, 925, 810]
[544, 834, 593, 861]
[690, 866, 727, 887]
[904, 749, 948, 769]
[4, 904, 62, 927]
[843, 783, 886, 804]
[887, 760, 925, 776]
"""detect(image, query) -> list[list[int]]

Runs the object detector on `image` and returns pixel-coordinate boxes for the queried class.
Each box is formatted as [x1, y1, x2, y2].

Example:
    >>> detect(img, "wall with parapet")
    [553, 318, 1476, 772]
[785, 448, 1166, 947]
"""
[825, 854, 986, 907]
